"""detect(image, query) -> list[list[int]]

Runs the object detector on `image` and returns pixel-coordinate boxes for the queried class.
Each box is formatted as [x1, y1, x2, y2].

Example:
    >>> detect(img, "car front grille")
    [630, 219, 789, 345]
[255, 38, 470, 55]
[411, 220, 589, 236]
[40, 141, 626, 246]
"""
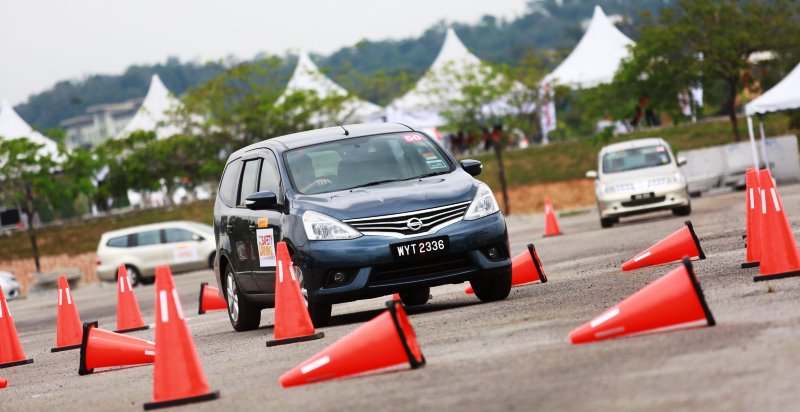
[369, 253, 475, 286]
[343, 201, 471, 237]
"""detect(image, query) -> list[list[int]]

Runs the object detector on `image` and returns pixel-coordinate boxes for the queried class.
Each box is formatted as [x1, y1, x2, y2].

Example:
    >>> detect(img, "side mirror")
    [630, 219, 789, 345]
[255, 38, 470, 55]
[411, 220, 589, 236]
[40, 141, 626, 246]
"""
[585, 170, 598, 179]
[677, 156, 687, 167]
[460, 159, 483, 177]
[245, 191, 278, 211]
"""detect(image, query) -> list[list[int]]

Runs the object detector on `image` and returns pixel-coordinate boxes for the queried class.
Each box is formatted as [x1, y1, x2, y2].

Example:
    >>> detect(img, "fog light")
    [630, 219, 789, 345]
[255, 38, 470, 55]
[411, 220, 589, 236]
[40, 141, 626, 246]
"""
[487, 246, 500, 260]
[332, 271, 347, 284]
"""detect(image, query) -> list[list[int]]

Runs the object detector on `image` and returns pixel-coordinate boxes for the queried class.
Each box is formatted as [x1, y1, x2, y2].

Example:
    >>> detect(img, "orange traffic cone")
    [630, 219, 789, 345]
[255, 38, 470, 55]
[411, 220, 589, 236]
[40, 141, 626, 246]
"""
[266, 242, 324, 347]
[742, 168, 761, 268]
[0, 285, 33, 368]
[391, 293, 401, 301]
[144, 266, 219, 410]
[198, 282, 227, 315]
[0, 377, 6, 388]
[116, 266, 149, 333]
[51, 275, 83, 352]
[570, 258, 714, 344]
[466, 243, 547, 294]
[79, 321, 155, 375]
[754, 169, 800, 281]
[621, 221, 705, 271]
[280, 300, 425, 388]
[544, 198, 562, 237]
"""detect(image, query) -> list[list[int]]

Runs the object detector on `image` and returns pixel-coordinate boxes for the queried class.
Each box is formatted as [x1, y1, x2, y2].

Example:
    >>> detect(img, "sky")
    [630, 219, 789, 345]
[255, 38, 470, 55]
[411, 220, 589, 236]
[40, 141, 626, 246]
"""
[0, 0, 529, 105]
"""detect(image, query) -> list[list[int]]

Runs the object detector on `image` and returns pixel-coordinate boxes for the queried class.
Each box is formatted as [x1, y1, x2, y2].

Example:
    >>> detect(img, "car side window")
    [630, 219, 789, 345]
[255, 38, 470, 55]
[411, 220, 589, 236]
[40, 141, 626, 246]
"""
[106, 236, 128, 248]
[164, 228, 196, 243]
[259, 151, 282, 200]
[136, 230, 161, 246]
[219, 159, 242, 207]
[239, 159, 261, 206]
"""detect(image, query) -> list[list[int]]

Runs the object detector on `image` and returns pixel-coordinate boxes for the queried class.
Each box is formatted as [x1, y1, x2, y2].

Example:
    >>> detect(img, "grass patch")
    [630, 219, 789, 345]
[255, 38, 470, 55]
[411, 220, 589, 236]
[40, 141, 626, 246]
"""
[0, 201, 214, 261]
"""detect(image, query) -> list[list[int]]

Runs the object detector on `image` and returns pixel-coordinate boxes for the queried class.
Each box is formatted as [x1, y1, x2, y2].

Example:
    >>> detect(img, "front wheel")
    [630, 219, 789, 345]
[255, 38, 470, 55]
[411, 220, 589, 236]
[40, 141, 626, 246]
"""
[225, 265, 261, 331]
[469, 269, 512, 302]
[307, 300, 332, 328]
[123, 265, 140, 287]
[600, 217, 615, 228]
[400, 287, 430, 306]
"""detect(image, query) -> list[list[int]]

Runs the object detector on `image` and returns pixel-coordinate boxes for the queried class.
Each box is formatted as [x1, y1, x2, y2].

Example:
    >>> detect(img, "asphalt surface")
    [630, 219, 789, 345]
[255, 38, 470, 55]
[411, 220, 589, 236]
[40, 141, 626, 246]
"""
[4, 185, 800, 411]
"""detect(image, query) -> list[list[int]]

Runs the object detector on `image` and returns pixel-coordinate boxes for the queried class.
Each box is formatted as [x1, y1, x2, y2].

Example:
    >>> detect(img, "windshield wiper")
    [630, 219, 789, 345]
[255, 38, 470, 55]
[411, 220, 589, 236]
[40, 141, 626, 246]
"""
[359, 179, 404, 187]
[418, 171, 450, 178]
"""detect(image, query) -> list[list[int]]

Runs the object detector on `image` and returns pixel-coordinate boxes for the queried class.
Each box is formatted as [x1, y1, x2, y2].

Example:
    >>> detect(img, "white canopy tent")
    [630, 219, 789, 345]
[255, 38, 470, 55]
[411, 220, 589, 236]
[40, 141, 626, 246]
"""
[744, 61, 800, 169]
[118, 74, 183, 139]
[387, 28, 531, 129]
[278, 51, 384, 123]
[0, 99, 59, 157]
[543, 5, 634, 89]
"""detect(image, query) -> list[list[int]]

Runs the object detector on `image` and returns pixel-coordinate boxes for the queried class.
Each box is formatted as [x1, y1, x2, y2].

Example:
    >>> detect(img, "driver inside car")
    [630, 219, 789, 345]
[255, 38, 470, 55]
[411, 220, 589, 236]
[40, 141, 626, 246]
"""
[293, 153, 332, 193]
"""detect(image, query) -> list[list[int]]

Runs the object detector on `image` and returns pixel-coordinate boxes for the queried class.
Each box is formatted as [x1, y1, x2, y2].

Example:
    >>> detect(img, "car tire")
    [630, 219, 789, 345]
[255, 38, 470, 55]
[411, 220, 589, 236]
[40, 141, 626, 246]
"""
[400, 287, 430, 306]
[469, 269, 512, 302]
[124, 265, 141, 287]
[224, 264, 261, 332]
[600, 217, 615, 228]
[672, 203, 692, 216]
[307, 300, 332, 328]
[139, 275, 155, 285]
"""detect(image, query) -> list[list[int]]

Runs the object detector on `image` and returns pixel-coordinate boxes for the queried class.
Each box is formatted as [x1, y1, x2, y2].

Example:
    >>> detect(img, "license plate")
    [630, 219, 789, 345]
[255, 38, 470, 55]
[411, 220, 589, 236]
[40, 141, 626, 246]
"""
[631, 192, 655, 200]
[391, 236, 449, 260]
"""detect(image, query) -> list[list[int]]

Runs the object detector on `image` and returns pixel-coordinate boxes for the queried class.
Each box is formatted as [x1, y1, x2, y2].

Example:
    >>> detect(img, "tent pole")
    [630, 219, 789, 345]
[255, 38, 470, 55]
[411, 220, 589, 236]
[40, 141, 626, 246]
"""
[758, 115, 770, 170]
[746, 116, 760, 169]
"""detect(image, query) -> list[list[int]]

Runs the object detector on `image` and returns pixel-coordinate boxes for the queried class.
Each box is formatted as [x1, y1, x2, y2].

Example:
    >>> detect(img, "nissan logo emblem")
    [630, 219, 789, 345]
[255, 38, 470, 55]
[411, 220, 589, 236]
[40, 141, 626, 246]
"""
[406, 217, 423, 231]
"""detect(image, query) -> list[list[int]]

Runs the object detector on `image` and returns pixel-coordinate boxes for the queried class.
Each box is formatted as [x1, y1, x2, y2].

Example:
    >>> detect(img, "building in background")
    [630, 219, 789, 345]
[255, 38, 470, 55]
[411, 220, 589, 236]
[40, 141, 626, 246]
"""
[60, 98, 142, 148]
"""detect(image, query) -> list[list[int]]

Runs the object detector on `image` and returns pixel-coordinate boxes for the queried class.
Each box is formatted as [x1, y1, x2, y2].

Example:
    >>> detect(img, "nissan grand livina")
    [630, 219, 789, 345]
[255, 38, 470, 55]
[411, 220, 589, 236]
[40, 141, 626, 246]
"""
[213, 123, 512, 330]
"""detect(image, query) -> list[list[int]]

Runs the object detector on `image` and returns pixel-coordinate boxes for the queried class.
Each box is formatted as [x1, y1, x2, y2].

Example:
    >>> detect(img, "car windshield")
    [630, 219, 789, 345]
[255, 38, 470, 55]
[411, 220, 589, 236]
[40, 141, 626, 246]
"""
[285, 132, 454, 194]
[602, 145, 672, 174]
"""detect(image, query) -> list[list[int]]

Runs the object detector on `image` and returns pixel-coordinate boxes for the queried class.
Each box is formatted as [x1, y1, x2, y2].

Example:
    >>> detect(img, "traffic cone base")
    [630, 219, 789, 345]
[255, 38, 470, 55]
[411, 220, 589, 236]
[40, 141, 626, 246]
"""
[144, 391, 220, 411]
[570, 258, 714, 344]
[51, 344, 81, 353]
[741, 262, 760, 269]
[0, 377, 6, 388]
[198, 282, 227, 315]
[0, 358, 33, 369]
[523, 243, 548, 284]
[753, 269, 800, 282]
[267, 332, 325, 347]
[686, 221, 706, 260]
[280, 301, 424, 388]
[115, 325, 150, 334]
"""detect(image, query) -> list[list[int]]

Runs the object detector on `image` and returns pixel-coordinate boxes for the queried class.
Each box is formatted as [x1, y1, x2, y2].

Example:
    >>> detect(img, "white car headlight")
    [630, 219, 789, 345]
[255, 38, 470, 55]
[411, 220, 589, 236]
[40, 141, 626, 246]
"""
[302, 210, 362, 240]
[464, 183, 500, 221]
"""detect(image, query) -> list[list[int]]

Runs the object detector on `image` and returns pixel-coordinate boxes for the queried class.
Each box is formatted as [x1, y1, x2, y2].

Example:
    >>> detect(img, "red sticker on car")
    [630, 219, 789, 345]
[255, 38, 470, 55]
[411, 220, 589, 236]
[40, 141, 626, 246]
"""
[403, 134, 424, 143]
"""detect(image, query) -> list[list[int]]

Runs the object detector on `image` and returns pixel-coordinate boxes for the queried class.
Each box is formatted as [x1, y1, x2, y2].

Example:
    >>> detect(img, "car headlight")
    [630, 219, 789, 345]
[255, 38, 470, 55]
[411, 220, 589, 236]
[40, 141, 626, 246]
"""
[464, 183, 500, 220]
[302, 210, 362, 240]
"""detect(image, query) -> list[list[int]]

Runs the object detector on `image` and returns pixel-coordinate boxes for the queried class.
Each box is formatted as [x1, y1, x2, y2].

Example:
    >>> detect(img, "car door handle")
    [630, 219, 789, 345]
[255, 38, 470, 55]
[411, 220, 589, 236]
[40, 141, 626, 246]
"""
[248, 223, 257, 230]
[226, 222, 234, 231]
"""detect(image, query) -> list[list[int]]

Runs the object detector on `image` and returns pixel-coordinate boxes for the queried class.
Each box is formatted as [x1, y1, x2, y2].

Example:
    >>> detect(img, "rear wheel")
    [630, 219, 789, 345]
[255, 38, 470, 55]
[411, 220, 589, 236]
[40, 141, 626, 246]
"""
[400, 287, 430, 306]
[124, 265, 140, 287]
[470, 269, 512, 302]
[600, 217, 615, 228]
[225, 264, 261, 332]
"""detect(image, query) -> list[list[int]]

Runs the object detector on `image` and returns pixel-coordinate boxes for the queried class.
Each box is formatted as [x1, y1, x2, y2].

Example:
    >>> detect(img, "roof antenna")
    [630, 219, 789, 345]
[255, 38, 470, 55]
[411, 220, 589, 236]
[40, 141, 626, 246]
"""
[337, 122, 349, 136]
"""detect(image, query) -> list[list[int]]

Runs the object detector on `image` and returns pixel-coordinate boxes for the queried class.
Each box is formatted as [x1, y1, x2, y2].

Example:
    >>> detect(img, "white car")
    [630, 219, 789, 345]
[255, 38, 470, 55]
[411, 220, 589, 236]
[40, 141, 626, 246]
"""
[587, 138, 691, 228]
[0, 271, 21, 300]
[96, 221, 217, 286]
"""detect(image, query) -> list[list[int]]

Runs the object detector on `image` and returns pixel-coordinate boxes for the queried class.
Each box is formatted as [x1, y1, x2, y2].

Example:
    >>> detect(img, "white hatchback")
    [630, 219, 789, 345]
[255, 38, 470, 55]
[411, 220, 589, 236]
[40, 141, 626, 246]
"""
[587, 138, 691, 228]
[96, 221, 217, 286]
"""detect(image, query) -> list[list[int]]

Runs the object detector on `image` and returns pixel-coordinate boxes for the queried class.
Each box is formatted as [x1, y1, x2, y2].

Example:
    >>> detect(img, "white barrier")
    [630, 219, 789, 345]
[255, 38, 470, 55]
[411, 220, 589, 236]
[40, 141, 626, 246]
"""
[679, 134, 799, 194]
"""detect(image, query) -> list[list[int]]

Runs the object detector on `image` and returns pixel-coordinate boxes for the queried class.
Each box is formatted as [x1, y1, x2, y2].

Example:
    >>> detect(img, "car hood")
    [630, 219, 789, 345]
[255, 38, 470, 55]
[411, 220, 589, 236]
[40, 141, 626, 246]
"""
[600, 164, 679, 185]
[291, 171, 477, 220]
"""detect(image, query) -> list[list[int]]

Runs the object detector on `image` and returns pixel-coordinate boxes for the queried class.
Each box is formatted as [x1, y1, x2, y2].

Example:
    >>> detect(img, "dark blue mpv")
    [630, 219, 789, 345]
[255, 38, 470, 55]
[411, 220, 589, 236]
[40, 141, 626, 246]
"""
[213, 123, 511, 330]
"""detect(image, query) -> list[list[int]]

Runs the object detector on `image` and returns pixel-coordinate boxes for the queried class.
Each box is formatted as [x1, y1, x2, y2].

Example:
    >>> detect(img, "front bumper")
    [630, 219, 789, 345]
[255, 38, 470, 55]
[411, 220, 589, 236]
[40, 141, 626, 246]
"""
[598, 184, 690, 218]
[296, 212, 510, 304]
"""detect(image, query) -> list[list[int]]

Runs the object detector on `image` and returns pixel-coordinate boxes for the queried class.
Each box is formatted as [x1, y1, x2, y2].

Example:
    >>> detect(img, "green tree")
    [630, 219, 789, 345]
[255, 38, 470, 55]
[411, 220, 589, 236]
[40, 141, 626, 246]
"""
[616, 0, 800, 141]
